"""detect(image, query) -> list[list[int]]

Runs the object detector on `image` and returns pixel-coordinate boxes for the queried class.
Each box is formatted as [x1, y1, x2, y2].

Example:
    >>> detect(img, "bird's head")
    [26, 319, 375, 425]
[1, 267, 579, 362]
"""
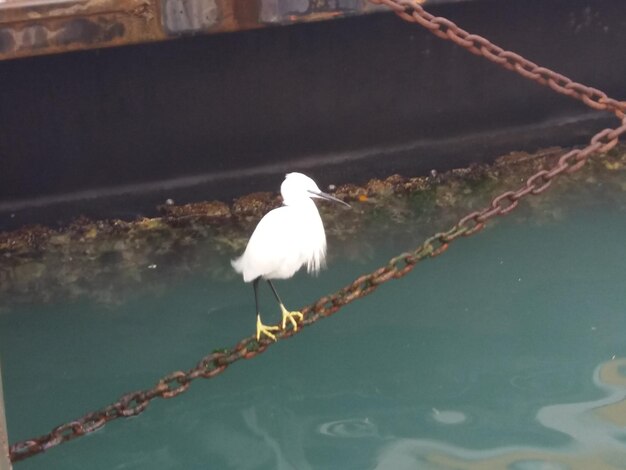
[281, 172, 350, 208]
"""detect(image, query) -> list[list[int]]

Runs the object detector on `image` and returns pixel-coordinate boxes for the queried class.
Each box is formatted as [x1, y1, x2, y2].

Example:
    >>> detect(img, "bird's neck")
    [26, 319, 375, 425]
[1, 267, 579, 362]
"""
[283, 197, 317, 208]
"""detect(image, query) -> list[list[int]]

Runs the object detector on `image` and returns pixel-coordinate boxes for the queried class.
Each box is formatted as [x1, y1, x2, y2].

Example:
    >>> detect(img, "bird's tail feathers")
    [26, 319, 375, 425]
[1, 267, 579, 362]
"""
[306, 247, 326, 275]
[231, 256, 244, 274]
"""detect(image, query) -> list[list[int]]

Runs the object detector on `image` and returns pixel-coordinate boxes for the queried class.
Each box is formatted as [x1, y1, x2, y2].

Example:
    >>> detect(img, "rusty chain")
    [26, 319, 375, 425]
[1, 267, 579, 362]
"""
[9, 1, 626, 463]
[370, 0, 626, 119]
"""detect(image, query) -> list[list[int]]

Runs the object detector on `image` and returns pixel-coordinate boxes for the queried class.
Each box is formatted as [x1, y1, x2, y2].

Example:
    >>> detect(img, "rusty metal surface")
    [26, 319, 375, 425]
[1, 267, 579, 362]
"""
[0, 0, 159, 60]
[0, 0, 390, 60]
[7, 0, 626, 455]
[0, 361, 11, 470]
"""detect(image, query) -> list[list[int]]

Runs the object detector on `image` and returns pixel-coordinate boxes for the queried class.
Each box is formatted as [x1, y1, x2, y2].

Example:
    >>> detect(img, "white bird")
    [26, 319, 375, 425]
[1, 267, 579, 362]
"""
[232, 172, 350, 341]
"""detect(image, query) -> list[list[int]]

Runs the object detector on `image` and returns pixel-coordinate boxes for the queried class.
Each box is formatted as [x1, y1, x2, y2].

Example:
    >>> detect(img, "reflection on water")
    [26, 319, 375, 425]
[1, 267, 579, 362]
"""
[192, 359, 626, 470]
[0, 171, 625, 469]
[373, 359, 626, 470]
[318, 418, 378, 438]
[431, 408, 466, 425]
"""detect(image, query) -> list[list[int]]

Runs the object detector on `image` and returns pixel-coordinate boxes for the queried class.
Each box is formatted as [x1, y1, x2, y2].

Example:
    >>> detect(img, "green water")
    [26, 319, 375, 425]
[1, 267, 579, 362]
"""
[2, 187, 626, 469]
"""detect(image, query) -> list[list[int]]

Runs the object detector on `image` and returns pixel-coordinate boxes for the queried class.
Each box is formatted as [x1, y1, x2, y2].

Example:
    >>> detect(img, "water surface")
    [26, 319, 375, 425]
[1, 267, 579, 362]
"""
[1, 179, 626, 469]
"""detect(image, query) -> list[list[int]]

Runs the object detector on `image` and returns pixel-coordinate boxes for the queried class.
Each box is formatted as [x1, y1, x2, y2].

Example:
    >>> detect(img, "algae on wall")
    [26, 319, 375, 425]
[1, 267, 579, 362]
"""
[0, 146, 624, 307]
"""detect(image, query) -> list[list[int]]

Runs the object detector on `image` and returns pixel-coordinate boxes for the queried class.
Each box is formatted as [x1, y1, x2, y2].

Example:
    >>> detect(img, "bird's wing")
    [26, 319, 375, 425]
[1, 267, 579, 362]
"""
[239, 206, 304, 281]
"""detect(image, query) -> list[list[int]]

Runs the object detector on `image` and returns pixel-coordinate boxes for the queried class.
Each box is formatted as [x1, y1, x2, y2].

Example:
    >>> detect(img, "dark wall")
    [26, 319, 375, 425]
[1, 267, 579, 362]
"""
[0, 0, 624, 226]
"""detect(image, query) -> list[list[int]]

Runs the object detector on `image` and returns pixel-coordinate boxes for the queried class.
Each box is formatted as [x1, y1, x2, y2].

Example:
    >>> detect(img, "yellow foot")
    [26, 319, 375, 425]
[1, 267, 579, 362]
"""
[280, 304, 303, 331]
[257, 314, 280, 341]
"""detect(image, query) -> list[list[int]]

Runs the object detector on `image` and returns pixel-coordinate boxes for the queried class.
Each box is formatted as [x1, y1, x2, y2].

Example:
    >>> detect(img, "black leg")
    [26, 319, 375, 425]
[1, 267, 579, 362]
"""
[268, 279, 303, 331]
[253, 277, 261, 316]
[266, 279, 283, 306]
[254, 277, 279, 341]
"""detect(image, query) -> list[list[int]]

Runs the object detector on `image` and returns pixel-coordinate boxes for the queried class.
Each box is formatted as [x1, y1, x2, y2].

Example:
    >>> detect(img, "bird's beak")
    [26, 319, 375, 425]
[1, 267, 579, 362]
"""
[308, 190, 351, 208]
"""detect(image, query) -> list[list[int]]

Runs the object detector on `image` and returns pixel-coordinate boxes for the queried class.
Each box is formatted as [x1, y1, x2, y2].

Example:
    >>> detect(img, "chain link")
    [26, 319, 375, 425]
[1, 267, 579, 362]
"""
[9, 1, 626, 463]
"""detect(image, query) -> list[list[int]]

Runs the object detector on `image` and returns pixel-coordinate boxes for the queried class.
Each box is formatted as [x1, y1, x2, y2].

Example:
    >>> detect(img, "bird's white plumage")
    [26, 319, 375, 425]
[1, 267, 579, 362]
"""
[232, 173, 328, 283]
